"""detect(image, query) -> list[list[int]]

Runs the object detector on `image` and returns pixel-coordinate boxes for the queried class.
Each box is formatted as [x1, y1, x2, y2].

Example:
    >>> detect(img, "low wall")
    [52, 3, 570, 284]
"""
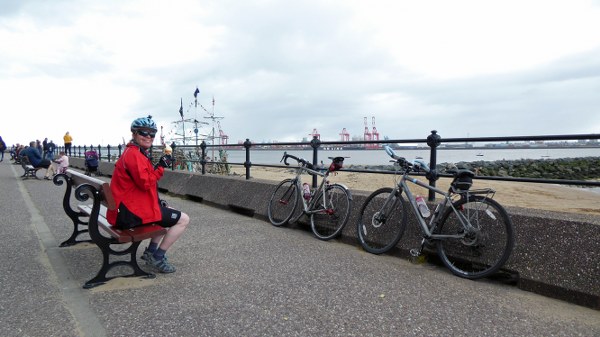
[75, 158, 600, 309]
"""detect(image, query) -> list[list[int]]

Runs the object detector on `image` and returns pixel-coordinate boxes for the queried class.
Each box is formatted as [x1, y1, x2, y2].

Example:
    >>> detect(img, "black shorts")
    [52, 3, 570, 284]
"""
[159, 206, 182, 227]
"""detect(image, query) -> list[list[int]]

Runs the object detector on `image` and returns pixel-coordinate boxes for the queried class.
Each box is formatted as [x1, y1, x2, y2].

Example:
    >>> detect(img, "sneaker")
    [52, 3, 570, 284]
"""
[141, 248, 167, 262]
[145, 254, 176, 273]
[44, 176, 50, 180]
[141, 248, 152, 261]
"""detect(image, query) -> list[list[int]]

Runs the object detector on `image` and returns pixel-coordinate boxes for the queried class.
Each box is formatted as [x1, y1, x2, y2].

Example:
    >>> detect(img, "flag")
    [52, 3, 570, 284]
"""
[194, 87, 199, 107]
[179, 98, 183, 118]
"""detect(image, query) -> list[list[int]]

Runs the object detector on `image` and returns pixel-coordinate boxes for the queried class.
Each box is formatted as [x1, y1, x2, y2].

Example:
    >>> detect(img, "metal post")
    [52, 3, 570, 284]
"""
[200, 141, 207, 175]
[170, 142, 177, 171]
[118, 144, 122, 159]
[107, 145, 111, 162]
[310, 136, 321, 188]
[97, 144, 102, 161]
[426, 130, 441, 201]
[244, 139, 252, 180]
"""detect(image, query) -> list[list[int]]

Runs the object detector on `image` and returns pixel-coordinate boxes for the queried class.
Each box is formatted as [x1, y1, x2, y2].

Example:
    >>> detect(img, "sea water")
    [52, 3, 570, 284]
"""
[223, 147, 600, 166]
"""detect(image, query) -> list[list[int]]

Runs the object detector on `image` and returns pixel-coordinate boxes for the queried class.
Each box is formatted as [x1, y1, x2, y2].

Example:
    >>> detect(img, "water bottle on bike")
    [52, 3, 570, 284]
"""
[415, 195, 431, 218]
[302, 183, 311, 201]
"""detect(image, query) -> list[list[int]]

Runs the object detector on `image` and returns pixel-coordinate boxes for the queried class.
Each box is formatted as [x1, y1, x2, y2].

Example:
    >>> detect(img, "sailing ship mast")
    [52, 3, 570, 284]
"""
[200, 96, 223, 161]
[167, 91, 225, 164]
[171, 98, 208, 146]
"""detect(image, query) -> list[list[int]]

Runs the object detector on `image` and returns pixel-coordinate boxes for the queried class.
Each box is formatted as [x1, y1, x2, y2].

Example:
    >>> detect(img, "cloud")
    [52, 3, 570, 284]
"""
[1, 0, 600, 147]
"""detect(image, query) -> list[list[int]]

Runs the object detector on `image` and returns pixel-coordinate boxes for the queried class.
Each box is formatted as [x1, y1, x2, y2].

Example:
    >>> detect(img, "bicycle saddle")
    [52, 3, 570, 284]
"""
[446, 168, 475, 178]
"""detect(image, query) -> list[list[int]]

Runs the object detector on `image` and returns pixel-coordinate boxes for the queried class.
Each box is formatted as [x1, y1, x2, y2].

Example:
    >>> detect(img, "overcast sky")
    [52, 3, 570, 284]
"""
[2, 0, 600, 147]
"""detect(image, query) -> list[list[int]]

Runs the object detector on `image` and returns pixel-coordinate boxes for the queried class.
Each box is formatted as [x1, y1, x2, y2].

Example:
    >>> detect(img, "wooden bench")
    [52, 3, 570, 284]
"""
[54, 169, 167, 289]
[20, 156, 40, 179]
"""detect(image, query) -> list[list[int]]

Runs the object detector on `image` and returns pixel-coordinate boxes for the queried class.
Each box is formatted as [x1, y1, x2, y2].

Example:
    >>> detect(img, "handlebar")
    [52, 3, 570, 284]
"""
[280, 152, 312, 169]
[280, 152, 347, 173]
[383, 145, 431, 173]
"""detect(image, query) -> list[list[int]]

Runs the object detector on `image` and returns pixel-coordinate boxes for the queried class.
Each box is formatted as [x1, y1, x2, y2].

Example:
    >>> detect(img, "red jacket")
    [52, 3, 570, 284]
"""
[107, 143, 164, 226]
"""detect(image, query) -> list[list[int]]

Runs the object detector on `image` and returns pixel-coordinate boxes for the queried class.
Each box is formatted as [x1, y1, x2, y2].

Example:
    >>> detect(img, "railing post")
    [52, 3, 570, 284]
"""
[107, 145, 111, 162]
[83, 145, 88, 155]
[244, 139, 252, 180]
[97, 144, 102, 161]
[426, 130, 441, 201]
[310, 136, 321, 188]
[200, 141, 207, 175]
[118, 144, 122, 159]
[170, 142, 177, 171]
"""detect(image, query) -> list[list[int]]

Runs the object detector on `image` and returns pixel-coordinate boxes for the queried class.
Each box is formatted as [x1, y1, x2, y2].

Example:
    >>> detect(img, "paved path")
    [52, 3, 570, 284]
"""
[1, 160, 599, 337]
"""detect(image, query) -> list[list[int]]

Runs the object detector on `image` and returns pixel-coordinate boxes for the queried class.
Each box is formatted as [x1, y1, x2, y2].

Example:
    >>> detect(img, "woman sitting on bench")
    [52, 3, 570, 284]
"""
[106, 116, 190, 274]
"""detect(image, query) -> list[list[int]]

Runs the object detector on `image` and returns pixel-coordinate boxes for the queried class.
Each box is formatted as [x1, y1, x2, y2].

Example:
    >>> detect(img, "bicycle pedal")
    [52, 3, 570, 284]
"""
[409, 248, 421, 257]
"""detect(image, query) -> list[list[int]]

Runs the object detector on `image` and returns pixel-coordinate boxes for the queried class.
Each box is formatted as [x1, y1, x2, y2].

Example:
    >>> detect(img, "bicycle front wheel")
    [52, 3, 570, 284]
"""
[436, 195, 514, 279]
[310, 184, 352, 240]
[267, 179, 299, 226]
[357, 187, 407, 254]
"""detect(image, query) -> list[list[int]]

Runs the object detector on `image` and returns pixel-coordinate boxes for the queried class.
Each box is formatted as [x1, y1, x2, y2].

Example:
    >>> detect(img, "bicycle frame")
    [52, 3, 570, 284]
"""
[290, 165, 334, 215]
[392, 171, 495, 241]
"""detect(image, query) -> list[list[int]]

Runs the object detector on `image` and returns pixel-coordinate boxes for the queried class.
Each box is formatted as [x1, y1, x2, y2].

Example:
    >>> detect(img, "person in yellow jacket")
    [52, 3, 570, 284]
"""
[63, 131, 73, 156]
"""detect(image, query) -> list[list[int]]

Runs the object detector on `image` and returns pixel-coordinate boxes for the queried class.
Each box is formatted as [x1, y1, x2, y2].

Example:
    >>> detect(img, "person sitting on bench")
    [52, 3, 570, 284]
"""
[106, 116, 190, 274]
[19, 141, 52, 177]
[45, 151, 69, 179]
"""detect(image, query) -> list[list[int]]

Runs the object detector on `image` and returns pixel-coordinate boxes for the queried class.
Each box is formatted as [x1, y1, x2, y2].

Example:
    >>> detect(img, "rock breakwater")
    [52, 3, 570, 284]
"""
[351, 157, 600, 180]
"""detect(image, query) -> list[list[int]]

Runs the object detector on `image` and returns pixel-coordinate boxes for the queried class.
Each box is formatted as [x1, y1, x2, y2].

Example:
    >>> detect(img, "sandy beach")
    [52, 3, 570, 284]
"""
[230, 166, 600, 215]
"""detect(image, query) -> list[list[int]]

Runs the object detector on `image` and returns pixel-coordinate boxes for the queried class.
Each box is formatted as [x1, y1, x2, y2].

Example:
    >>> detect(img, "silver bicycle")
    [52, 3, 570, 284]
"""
[267, 152, 352, 240]
[357, 145, 514, 279]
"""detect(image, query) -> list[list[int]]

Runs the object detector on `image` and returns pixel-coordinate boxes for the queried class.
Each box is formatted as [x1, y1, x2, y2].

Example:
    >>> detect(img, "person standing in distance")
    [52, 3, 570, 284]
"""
[0, 136, 6, 162]
[106, 116, 190, 273]
[63, 131, 73, 156]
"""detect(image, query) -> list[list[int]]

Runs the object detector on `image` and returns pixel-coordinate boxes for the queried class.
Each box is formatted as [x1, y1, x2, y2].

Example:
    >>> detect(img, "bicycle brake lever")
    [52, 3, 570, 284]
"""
[413, 159, 430, 172]
[281, 152, 290, 165]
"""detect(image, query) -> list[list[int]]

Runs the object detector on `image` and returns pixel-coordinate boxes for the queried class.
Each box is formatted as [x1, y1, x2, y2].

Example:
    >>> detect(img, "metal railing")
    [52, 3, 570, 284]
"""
[57, 144, 124, 162]
[63, 131, 600, 201]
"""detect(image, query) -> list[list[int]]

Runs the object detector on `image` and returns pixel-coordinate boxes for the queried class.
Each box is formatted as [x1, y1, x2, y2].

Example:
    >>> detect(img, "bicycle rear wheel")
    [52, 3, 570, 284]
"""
[310, 184, 352, 240]
[267, 179, 299, 226]
[357, 187, 407, 254]
[436, 195, 514, 279]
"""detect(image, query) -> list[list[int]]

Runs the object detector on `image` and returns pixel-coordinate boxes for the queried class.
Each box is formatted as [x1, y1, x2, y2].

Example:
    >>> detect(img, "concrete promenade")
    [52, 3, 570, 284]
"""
[1, 160, 599, 337]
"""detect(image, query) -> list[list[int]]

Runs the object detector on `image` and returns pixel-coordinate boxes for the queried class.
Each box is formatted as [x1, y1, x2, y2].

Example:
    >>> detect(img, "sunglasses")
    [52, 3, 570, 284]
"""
[136, 130, 156, 138]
